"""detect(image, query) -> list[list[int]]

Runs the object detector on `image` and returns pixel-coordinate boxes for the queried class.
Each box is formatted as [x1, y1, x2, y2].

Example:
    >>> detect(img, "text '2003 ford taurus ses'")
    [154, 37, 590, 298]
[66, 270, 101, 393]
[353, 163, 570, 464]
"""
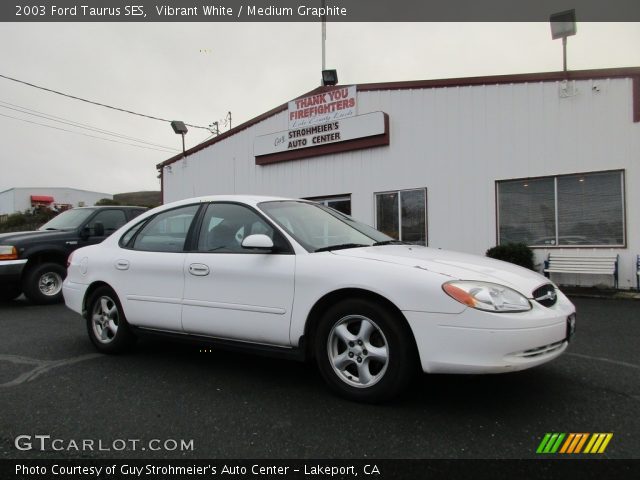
[63, 195, 576, 402]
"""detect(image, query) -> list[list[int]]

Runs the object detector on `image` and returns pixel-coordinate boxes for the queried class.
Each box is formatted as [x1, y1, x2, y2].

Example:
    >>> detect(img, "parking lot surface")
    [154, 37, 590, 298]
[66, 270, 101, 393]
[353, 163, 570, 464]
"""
[0, 297, 638, 459]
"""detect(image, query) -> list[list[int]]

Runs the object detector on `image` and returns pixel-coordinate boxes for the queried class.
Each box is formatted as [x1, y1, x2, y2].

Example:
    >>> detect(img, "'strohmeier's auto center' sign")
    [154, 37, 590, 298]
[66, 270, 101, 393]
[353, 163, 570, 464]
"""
[288, 85, 356, 129]
[254, 111, 387, 159]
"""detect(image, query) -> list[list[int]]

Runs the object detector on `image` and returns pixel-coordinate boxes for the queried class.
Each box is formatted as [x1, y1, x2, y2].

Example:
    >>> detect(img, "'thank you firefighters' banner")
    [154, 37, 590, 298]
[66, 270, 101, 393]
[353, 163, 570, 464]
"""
[288, 86, 356, 129]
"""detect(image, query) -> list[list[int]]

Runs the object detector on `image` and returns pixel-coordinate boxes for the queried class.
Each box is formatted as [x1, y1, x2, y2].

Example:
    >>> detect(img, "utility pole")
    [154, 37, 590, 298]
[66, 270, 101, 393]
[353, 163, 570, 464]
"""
[321, 0, 326, 72]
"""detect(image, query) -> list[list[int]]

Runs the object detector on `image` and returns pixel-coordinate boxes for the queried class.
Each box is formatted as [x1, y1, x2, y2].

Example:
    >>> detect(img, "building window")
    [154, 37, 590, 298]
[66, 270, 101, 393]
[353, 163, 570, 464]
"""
[375, 188, 427, 246]
[305, 194, 351, 215]
[497, 170, 625, 247]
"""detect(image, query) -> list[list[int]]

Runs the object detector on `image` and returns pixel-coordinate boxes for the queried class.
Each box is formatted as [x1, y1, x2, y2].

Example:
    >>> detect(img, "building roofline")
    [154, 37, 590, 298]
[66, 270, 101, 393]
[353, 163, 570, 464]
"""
[157, 66, 640, 169]
[0, 187, 113, 196]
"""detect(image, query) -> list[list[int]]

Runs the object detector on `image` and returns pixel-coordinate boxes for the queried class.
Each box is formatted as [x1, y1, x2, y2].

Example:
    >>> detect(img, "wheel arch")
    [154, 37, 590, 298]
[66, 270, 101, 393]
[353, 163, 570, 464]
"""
[24, 249, 68, 273]
[303, 288, 419, 361]
[82, 281, 117, 318]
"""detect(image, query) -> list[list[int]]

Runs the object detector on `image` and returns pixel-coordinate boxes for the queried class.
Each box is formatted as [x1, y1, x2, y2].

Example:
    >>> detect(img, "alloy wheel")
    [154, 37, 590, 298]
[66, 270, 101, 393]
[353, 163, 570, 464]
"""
[327, 314, 389, 388]
[91, 296, 119, 344]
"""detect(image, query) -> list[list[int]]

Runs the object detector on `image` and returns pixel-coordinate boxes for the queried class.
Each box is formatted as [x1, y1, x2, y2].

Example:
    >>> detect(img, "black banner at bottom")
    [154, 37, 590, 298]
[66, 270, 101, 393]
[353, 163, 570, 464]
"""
[4, 459, 639, 480]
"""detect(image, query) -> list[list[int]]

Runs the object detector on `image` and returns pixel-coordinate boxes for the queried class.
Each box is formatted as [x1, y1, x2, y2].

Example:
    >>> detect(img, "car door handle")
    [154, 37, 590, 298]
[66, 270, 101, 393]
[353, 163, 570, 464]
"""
[188, 263, 210, 276]
[115, 259, 130, 270]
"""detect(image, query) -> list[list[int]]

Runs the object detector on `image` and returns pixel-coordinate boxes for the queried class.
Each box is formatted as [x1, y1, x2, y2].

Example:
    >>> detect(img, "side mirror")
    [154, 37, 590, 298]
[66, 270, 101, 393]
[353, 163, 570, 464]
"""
[241, 234, 274, 251]
[93, 221, 105, 237]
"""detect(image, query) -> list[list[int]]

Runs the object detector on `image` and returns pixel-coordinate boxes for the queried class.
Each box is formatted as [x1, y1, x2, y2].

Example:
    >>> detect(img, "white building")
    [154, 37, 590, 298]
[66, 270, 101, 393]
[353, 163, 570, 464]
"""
[158, 67, 640, 289]
[0, 187, 112, 215]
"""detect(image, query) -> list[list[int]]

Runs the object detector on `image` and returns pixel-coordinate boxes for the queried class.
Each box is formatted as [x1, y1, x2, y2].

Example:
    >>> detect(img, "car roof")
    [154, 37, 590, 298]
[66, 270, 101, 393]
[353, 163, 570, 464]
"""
[161, 195, 303, 209]
[72, 205, 148, 210]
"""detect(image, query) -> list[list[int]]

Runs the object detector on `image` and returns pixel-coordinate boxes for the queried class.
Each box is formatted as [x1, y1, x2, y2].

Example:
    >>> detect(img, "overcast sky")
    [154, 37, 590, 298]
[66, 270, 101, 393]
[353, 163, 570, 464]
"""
[0, 22, 638, 195]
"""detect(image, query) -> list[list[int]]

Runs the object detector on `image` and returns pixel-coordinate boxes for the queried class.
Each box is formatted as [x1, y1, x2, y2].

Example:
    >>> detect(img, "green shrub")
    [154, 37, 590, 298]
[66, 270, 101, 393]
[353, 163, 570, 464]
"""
[0, 209, 58, 233]
[4, 212, 28, 228]
[486, 243, 535, 270]
[95, 198, 120, 206]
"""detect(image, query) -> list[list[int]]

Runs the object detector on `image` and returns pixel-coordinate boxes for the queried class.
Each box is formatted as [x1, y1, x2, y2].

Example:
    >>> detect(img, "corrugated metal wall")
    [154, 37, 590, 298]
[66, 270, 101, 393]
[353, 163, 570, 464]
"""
[163, 77, 640, 289]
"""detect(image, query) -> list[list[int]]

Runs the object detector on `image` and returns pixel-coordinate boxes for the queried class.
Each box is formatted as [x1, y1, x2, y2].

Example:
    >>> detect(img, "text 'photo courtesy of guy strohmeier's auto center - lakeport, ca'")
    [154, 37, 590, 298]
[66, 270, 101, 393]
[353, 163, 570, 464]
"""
[0, 1, 639, 480]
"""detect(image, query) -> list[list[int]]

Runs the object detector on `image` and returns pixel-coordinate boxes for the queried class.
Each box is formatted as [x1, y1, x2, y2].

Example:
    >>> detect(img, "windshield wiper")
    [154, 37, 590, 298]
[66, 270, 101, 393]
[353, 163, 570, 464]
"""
[372, 240, 410, 246]
[314, 243, 370, 253]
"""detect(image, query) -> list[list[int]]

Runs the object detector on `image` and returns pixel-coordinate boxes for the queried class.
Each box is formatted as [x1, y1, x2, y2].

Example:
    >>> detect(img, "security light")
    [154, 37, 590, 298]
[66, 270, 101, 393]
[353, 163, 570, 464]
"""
[550, 10, 577, 40]
[170, 120, 188, 135]
[322, 69, 338, 86]
[170, 120, 188, 156]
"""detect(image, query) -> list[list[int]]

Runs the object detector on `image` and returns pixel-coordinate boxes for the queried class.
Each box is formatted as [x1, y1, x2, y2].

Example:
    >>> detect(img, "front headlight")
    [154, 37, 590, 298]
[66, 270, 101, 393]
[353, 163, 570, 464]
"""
[443, 280, 531, 313]
[0, 245, 18, 261]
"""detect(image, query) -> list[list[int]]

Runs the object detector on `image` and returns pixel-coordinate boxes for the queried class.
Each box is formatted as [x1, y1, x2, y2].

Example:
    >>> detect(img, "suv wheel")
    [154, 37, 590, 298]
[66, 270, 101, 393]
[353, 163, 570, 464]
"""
[86, 286, 136, 353]
[22, 262, 66, 304]
[314, 298, 417, 403]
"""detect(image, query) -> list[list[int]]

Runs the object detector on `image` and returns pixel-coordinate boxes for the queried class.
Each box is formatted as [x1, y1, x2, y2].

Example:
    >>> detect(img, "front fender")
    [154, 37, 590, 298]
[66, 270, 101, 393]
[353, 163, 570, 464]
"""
[289, 253, 465, 345]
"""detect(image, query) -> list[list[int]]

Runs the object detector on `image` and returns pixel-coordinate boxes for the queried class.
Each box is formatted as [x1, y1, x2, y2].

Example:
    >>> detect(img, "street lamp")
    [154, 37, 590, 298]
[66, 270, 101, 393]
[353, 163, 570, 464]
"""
[170, 120, 188, 156]
[550, 9, 577, 72]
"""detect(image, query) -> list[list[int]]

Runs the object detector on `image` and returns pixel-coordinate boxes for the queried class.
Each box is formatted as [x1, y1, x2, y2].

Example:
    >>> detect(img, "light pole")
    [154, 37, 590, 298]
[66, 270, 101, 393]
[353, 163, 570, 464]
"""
[170, 120, 188, 156]
[550, 9, 577, 73]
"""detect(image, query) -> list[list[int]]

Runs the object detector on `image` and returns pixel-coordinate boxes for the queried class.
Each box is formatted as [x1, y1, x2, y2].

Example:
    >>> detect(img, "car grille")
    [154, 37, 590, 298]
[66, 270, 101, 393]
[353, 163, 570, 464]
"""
[514, 341, 565, 358]
[532, 284, 558, 307]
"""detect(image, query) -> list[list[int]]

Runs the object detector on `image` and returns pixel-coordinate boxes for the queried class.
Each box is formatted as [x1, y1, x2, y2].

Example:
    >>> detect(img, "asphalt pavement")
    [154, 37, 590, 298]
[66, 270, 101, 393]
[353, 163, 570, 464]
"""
[0, 296, 638, 459]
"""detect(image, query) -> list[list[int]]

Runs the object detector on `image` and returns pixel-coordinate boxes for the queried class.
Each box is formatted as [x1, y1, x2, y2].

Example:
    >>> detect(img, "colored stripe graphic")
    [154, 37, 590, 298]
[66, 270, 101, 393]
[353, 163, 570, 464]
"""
[537, 433, 613, 454]
[536, 433, 552, 454]
[584, 433, 614, 454]
[559, 433, 575, 454]
[574, 433, 589, 453]
[537, 433, 565, 454]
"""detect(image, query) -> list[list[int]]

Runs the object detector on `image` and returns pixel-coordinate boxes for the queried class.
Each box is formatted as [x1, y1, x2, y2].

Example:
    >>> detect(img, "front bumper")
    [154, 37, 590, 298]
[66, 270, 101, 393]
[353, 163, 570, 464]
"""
[404, 302, 575, 374]
[0, 259, 28, 283]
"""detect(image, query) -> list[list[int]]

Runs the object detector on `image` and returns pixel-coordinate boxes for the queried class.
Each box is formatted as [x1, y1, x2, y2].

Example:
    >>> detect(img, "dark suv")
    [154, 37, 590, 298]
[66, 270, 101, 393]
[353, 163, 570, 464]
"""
[0, 206, 146, 304]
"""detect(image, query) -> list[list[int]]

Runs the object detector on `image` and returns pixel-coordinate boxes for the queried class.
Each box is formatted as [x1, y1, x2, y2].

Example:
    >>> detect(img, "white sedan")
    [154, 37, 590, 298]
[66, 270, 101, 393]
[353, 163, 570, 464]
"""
[64, 196, 576, 402]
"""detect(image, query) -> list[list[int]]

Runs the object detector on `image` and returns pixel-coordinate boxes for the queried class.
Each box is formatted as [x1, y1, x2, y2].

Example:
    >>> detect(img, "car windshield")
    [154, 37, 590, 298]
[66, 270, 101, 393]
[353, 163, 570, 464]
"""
[38, 208, 95, 231]
[259, 201, 392, 252]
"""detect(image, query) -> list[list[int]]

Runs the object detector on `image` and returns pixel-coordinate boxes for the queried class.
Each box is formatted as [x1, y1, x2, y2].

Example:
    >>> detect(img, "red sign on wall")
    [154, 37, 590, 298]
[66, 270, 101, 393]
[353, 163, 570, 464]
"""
[288, 85, 356, 129]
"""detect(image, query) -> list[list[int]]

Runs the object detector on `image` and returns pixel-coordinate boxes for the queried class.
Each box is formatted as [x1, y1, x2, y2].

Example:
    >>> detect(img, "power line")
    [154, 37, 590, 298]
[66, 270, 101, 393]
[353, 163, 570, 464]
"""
[0, 100, 180, 151]
[0, 73, 212, 131]
[0, 112, 179, 153]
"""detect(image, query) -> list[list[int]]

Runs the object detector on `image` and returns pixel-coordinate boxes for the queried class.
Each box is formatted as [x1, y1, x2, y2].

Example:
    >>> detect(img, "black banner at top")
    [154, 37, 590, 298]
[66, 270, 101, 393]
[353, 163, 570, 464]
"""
[2, 0, 640, 22]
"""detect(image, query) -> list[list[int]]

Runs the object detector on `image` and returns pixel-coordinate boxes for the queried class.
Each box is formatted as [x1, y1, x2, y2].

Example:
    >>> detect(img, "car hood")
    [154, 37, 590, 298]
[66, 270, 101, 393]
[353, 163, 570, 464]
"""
[331, 245, 550, 296]
[0, 229, 72, 244]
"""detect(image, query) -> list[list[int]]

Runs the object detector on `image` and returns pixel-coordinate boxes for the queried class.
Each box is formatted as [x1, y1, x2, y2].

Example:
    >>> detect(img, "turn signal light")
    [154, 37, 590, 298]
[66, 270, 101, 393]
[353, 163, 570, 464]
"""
[66, 252, 74, 268]
[0, 246, 18, 261]
[442, 283, 477, 308]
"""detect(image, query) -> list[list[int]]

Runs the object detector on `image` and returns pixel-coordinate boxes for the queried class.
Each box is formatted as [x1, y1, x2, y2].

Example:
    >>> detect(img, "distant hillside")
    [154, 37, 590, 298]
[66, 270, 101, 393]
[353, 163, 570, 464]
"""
[113, 191, 161, 208]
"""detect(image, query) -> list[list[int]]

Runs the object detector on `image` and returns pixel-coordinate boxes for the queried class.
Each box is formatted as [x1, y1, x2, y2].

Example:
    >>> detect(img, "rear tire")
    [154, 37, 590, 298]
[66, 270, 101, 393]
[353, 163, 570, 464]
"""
[22, 262, 66, 304]
[314, 298, 417, 403]
[86, 286, 136, 353]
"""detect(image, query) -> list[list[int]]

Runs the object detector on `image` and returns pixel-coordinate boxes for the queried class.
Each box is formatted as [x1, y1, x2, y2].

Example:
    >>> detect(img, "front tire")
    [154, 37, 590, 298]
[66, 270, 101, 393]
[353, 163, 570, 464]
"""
[22, 262, 66, 304]
[314, 298, 417, 403]
[86, 286, 136, 353]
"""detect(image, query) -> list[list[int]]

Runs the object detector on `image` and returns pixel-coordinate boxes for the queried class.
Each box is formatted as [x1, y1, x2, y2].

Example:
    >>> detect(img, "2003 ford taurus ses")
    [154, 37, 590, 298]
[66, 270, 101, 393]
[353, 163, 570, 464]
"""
[63, 195, 576, 402]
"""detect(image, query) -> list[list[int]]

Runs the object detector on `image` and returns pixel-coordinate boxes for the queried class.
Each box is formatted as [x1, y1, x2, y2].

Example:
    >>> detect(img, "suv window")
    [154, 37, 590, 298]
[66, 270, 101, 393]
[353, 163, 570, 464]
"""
[197, 203, 287, 253]
[132, 205, 199, 252]
[87, 210, 127, 235]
